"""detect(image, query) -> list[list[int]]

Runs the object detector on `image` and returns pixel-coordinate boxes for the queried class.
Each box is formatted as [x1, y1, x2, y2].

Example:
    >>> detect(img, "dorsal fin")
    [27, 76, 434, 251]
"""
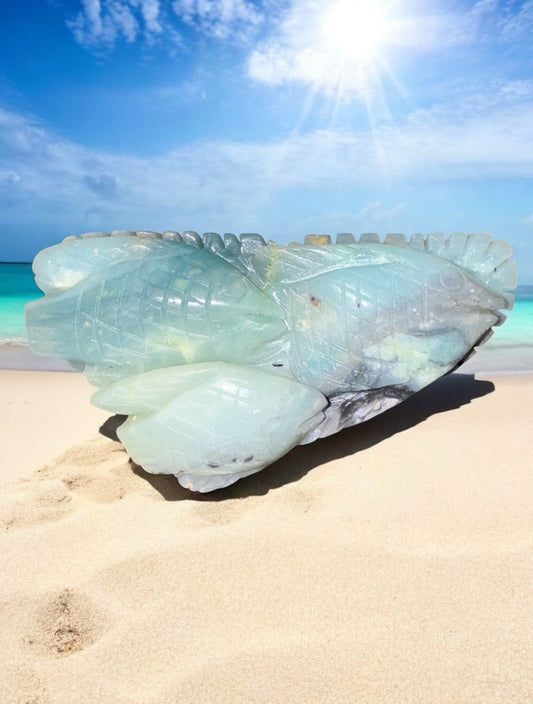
[62, 229, 517, 307]
[348, 231, 516, 303]
[331, 231, 516, 306]
[410, 232, 516, 307]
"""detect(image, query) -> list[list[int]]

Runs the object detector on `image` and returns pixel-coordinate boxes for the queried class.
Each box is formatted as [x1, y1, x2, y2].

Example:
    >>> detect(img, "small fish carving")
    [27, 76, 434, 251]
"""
[26, 230, 516, 491]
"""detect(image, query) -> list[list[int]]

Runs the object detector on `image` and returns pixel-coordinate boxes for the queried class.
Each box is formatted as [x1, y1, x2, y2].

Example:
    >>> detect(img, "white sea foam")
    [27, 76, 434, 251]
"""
[0, 336, 29, 346]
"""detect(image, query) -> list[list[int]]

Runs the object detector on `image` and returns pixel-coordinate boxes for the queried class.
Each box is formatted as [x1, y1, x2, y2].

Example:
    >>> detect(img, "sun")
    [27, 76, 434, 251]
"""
[322, 0, 390, 64]
[261, 0, 404, 127]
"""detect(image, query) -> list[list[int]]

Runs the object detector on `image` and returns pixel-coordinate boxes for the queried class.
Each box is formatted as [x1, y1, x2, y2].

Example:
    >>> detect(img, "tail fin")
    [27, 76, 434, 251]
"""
[31, 234, 171, 296]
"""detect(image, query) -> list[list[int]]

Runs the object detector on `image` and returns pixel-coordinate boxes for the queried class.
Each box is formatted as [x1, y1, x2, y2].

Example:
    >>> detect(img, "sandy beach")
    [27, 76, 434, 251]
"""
[1, 361, 531, 703]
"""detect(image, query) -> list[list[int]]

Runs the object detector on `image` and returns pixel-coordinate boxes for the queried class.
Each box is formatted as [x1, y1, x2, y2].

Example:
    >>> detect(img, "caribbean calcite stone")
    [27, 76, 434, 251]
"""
[26, 230, 516, 491]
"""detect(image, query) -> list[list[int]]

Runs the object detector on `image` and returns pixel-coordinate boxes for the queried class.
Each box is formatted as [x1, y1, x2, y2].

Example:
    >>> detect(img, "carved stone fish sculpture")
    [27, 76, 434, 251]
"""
[26, 230, 516, 492]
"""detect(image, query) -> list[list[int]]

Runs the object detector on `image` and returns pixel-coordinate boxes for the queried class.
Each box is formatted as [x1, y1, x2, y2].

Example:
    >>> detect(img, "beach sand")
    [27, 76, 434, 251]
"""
[0, 367, 531, 703]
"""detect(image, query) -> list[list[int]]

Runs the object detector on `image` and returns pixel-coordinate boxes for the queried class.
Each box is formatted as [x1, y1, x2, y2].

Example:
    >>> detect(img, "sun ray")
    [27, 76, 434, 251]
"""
[298, 0, 402, 113]
[279, 0, 413, 185]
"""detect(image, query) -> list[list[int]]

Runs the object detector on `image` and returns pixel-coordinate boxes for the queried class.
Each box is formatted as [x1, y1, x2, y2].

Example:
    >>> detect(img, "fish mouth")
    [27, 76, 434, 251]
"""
[446, 308, 508, 372]
[448, 328, 495, 371]
[489, 307, 508, 327]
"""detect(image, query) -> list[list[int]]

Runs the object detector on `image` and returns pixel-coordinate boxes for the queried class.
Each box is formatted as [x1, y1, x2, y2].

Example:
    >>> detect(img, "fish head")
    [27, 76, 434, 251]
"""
[414, 257, 511, 350]
[360, 253, 514, 391]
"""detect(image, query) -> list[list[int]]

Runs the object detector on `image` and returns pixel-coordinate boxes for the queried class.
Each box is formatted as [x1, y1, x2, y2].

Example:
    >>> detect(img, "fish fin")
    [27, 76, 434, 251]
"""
[341, 231, 517, 307]
[251, 232, 516, 307]
[92, 364, 216, 414]
[415, 232, 516, 306]
[357, 231, 516, 305]
[32, 235, 175, 295]
[93, 362, 327, 492]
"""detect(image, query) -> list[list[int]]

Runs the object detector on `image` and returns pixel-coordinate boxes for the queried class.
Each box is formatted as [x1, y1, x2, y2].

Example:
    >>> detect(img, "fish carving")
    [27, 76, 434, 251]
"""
[26, 230, 516, 491]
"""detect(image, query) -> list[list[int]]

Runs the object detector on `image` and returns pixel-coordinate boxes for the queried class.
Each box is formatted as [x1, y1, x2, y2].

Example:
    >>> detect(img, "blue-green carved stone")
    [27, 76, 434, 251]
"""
[26, 231, 516, 492]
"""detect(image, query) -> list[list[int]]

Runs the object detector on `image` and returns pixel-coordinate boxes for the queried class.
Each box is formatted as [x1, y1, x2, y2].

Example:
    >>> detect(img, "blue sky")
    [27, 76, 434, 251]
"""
[0, 0, 532, 281]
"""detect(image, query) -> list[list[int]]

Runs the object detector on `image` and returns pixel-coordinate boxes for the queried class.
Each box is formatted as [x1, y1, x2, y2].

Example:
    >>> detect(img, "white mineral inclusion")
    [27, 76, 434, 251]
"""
[26, 230, 517, 492]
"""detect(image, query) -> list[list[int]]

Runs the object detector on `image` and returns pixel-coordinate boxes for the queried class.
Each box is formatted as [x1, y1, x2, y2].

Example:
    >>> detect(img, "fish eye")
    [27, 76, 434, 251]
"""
[440, 270, 465, 292]
[227, 277, 248, 300]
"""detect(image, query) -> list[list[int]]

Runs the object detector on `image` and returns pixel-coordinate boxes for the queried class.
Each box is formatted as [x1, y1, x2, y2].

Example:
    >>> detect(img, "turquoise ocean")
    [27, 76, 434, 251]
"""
[1, 261, 532, 362]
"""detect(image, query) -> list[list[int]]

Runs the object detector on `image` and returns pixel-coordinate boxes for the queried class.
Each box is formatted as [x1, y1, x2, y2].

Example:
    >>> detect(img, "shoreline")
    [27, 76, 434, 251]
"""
[0, 343, 77, 371]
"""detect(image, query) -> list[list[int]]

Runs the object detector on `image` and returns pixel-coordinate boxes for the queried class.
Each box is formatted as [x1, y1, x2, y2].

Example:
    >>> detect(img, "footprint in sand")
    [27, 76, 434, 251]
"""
[0, 478, 73, 530]
[25, 588, 106, 658]
[38, 436, 151, 504]
[1, 434, 157, 532]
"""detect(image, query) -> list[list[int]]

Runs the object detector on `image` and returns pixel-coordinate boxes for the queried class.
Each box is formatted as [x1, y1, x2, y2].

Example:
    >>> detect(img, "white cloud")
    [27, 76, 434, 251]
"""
[295, 202, 406, 238]
[246, 0, 533, 96]
[449, 0, 533, 44]
[246, 0, 470, 97]
[0, 169, 21, 185]
[67, 0, 139, 49]
[140, 0, 164, 34]
[66, 0, 170, 50]
[356, 201, 405, 223]
[172, 0, 263, 39]
[1, 90, 532, 246]
[498, 0, 533, 39]
[66, 0, 262, 51]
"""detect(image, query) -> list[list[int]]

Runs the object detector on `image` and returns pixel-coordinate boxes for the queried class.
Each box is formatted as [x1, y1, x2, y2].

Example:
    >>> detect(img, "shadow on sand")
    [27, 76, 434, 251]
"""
[99, 372, 494, 502]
